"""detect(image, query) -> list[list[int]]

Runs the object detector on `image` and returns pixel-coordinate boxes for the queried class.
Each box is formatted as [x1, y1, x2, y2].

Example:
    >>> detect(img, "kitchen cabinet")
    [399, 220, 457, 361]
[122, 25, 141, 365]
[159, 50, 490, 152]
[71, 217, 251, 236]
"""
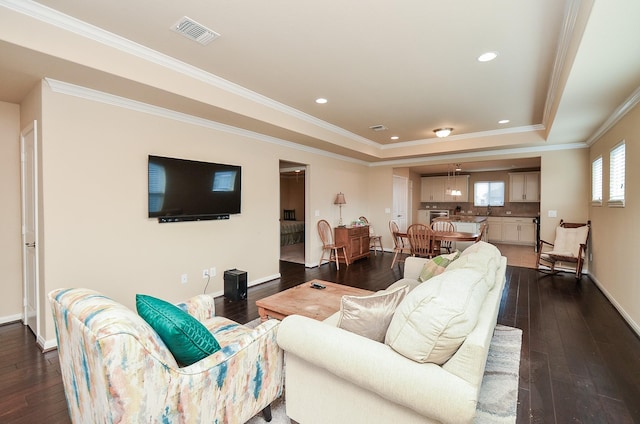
[501, 217, 535, 245]
[444, 175, 469, 202]
[421, 177, 445, 202]
[487, 217, 503, 242]
[421, 175, 470, 202]
[509, 172, 540, 202]
[334, 226, 370, 263]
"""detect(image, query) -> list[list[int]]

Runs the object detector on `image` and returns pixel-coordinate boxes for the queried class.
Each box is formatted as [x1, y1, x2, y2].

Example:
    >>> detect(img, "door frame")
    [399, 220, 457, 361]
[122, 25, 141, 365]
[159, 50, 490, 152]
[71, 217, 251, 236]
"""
[20, 120, 40, 339]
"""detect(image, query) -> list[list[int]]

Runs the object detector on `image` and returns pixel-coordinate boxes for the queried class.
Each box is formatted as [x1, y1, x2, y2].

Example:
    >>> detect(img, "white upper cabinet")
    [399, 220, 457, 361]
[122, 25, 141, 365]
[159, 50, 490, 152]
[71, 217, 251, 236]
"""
[509, 172, 540, 202]
[421, 175, 469, 202]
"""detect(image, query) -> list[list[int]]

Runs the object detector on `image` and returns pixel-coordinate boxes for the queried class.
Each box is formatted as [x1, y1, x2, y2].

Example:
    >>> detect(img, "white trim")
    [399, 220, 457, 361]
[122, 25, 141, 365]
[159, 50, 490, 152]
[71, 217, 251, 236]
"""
[45, 78, 370, 167]
[0, 314, 23, 325]
[380, 124, 545, 150]
[589, 274, 640, 338]
[45, 78, 590, 171]
[1, 0, 375, 149]
[542, 0, 584, 128]
[370, 142, 588, 168]
[586, 87, 640, 146]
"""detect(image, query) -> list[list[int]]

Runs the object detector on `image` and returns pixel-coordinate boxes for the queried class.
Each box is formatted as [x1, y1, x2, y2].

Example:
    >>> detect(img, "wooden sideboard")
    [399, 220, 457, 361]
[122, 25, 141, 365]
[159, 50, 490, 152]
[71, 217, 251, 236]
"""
[335, 225, 370, 263]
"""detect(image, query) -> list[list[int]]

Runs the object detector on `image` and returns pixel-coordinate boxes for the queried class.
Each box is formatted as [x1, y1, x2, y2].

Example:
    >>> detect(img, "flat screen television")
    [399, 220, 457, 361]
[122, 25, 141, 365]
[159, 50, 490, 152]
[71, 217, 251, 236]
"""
[148, 155, 241, 222]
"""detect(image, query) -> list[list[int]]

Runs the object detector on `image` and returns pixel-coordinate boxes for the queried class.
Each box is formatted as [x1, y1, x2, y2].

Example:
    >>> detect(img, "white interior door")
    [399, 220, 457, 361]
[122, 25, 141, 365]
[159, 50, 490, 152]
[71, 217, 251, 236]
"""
[393, 175, 409, 231]
[21, 121, 39, 336]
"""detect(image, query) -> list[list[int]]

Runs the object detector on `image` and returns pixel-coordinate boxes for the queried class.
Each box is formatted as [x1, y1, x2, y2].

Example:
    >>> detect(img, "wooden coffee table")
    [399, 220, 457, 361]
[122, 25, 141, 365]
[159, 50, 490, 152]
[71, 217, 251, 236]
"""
[255, 280, 373, 322]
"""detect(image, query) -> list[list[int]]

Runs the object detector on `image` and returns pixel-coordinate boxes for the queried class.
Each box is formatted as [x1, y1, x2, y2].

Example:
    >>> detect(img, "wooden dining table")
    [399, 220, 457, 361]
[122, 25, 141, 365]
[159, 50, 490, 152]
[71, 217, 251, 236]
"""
[396, 230, 480, 257]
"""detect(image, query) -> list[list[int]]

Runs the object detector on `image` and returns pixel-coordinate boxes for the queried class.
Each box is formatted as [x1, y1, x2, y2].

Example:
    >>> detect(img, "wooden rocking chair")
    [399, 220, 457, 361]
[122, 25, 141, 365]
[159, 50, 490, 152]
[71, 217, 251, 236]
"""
[536, 220, 590, 279]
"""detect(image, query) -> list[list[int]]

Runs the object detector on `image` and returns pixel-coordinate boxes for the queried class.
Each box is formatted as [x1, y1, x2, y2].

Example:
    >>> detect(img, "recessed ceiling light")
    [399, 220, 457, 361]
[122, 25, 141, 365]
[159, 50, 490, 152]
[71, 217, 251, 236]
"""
[498, 119, 510, 124]
[315, 98, 328, 104]
[433, 128, 453, 138]
[391, 136, 399, 140]
[477, 51, 498, 62]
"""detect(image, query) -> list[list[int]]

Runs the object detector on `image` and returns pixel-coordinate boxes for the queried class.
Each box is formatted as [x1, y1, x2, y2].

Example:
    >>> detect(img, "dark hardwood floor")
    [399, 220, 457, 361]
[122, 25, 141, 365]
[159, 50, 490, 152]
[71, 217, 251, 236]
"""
[1, 252, 639, 423]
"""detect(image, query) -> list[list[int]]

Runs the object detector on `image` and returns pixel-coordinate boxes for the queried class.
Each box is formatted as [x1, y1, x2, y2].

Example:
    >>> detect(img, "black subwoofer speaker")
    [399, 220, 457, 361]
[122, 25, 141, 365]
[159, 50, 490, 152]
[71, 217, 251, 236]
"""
[224, 269, 247, 301]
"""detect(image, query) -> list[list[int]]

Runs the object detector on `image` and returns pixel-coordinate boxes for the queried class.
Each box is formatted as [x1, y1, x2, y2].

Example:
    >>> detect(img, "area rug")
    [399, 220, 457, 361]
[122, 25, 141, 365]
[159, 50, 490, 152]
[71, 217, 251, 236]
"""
[245, 321, 522, 424]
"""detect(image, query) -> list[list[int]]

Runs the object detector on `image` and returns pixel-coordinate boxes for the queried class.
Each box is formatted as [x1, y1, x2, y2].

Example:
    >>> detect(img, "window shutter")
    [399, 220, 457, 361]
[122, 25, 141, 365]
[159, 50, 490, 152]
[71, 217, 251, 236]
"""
[591, 156, 602, 204]
[609, 142, 625, 206]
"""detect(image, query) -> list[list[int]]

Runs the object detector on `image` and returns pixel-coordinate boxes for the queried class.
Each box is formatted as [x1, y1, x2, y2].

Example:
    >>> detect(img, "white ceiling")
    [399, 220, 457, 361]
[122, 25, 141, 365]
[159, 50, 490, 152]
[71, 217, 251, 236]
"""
[1, 0, 639, 173]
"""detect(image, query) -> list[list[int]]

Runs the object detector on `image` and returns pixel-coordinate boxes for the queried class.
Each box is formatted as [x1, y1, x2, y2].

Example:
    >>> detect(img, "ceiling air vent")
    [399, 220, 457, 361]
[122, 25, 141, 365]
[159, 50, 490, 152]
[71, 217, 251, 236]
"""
[369, 125, 388, 132]
[171, 16, 220, 45]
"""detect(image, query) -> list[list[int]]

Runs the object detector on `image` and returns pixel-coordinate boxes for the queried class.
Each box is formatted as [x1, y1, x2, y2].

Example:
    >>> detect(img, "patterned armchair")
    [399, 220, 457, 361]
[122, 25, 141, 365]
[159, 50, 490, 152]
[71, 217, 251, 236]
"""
[48, 288, 283, 423]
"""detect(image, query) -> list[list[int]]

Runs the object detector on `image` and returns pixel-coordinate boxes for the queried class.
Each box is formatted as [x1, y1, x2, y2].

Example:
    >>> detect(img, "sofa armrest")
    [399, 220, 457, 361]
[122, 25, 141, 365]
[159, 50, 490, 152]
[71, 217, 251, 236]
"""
[176, 294, 215, 321]
[277, 315, 477, 423]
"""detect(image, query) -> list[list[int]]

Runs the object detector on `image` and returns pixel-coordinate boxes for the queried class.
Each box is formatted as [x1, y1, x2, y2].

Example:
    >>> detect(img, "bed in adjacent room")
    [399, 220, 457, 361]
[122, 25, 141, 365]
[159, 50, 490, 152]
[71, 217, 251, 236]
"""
[281, 209, 305, 246]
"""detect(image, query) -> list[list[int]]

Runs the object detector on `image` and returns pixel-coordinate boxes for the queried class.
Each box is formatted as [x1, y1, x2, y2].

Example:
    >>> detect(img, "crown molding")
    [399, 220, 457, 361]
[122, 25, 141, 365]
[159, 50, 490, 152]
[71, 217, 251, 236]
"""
[586, 85, 640, 145]
[381, 124, 545, 150]
[542, 0, 586, 129]
[2, 0, 376, 148]
[44, 78, 369, 166]
[370, 142, 588, 168]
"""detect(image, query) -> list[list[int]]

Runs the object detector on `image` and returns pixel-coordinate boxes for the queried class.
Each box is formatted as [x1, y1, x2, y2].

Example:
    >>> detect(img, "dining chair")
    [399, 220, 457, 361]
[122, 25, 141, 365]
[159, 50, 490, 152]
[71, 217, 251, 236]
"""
[536, 219, 590, 278]
[359, 216, 383, 255]
[317, 219, 349, 270]
[389, 220, 411, 268]
[406, 223, 435, 258]
[430, 219, 455, 254]
[475, 222, 488, 243]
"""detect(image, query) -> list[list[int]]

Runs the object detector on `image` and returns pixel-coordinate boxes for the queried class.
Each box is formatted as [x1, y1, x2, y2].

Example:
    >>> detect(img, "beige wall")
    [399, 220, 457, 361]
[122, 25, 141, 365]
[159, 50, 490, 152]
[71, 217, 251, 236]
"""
[539, 148, 590, 242]
[31, 83, 369, 343]
[0, 101, 22, 322]
[588, 103, 640, 333]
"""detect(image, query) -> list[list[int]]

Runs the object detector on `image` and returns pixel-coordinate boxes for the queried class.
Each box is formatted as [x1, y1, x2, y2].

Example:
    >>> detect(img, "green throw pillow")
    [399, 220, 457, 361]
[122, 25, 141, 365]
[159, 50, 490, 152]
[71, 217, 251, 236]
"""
[418, 250, 461, 282]
[136, 294, 220, 366]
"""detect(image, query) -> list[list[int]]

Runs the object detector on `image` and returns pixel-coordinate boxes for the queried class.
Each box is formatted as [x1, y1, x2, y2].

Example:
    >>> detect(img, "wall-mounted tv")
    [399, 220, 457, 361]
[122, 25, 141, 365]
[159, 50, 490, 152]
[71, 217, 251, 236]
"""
[148, 155, 241, 222]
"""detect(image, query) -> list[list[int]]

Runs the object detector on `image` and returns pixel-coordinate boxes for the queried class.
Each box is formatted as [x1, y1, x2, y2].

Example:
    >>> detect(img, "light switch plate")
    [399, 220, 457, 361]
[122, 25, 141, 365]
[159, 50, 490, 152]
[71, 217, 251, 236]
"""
[548, 210, 557, 218]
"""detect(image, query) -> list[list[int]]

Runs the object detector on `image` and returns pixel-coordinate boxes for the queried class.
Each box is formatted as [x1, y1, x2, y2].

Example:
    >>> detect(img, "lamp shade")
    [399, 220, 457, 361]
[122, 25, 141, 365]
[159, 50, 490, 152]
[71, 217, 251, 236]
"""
[334, 192, 346, 205]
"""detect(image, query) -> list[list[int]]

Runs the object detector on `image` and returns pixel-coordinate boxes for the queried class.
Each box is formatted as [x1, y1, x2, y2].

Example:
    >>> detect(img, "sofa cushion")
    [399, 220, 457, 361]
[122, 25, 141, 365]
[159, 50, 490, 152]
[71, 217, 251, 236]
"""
[385, 268, 489, 364]
[337, 285, 409, 342]
[417, 251, 460, 282]
[446, 251, 498, 289]
[136, 294, 220, 366]
[385, 278, 420, 293]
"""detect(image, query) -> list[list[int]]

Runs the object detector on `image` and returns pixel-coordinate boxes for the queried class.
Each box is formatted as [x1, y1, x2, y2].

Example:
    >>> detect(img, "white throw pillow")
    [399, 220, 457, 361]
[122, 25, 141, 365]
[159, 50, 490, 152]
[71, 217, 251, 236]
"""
[337, 284, 409, 342]
[385, 269, 489, 364]
[552, 225, 589, 257]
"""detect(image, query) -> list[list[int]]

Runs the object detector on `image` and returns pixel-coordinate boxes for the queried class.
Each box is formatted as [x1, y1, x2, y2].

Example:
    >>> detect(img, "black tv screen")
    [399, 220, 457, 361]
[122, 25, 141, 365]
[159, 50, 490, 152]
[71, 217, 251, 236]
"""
[148, 155, 241, 220]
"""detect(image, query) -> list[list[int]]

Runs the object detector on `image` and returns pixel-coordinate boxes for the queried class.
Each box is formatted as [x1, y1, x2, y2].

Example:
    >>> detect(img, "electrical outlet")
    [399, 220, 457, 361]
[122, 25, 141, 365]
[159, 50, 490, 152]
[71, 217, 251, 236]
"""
[210, 267, 216, 277]
[181, 273, 188, 284]
[202, 269, 209, 278]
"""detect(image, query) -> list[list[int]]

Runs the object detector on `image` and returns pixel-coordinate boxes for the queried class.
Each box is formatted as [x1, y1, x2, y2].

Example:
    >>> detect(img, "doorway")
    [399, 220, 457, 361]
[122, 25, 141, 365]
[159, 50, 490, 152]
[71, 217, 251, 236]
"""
[21, 121, 39, 338]
[393, 175, 409, 231]
[279, 161, 306, 264]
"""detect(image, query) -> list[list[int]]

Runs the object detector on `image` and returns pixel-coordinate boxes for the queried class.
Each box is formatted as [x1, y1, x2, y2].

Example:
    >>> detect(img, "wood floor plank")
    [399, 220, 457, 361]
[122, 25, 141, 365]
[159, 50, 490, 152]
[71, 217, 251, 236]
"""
[0, 246, 639, 423]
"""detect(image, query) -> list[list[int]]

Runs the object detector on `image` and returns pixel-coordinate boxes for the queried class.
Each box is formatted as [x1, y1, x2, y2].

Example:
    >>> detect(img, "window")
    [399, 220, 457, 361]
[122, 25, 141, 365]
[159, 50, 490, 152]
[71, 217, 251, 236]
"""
[474, 181, 505, 206]
[609, 141, 625, 207]
[591, 156, 602, 205]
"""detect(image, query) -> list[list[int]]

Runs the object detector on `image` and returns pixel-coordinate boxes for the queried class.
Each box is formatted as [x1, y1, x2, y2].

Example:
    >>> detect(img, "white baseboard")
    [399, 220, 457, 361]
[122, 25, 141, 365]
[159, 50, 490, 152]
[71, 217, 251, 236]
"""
[206, 273, 282, 298]
[0, 314, 23, 325]
[588, 274, 640, 338]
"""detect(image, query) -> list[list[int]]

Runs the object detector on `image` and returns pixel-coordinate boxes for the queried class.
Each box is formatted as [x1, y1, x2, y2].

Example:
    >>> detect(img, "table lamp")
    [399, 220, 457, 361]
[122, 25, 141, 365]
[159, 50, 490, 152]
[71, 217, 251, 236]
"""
[334, 192, 346, 226]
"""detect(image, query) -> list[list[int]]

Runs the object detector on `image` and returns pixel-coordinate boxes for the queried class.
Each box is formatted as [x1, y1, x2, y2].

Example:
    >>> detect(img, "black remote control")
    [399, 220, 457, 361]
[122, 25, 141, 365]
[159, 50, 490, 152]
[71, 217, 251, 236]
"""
[310, 282, 326, 289]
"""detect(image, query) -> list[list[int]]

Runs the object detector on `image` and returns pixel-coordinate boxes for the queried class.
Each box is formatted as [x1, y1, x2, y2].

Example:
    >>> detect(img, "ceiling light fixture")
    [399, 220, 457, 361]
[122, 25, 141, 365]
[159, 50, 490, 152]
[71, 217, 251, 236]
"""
[433, 128, 453, 138]
[315, 98, 328, 104]
[391, 136, 399, 140]
[498, 119, 510, 124]
[477, 51, 498, 62]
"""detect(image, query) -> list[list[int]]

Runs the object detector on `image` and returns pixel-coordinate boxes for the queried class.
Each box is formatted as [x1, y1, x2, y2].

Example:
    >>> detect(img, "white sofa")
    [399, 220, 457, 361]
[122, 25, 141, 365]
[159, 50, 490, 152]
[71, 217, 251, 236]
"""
[277, 241, 507, 424]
